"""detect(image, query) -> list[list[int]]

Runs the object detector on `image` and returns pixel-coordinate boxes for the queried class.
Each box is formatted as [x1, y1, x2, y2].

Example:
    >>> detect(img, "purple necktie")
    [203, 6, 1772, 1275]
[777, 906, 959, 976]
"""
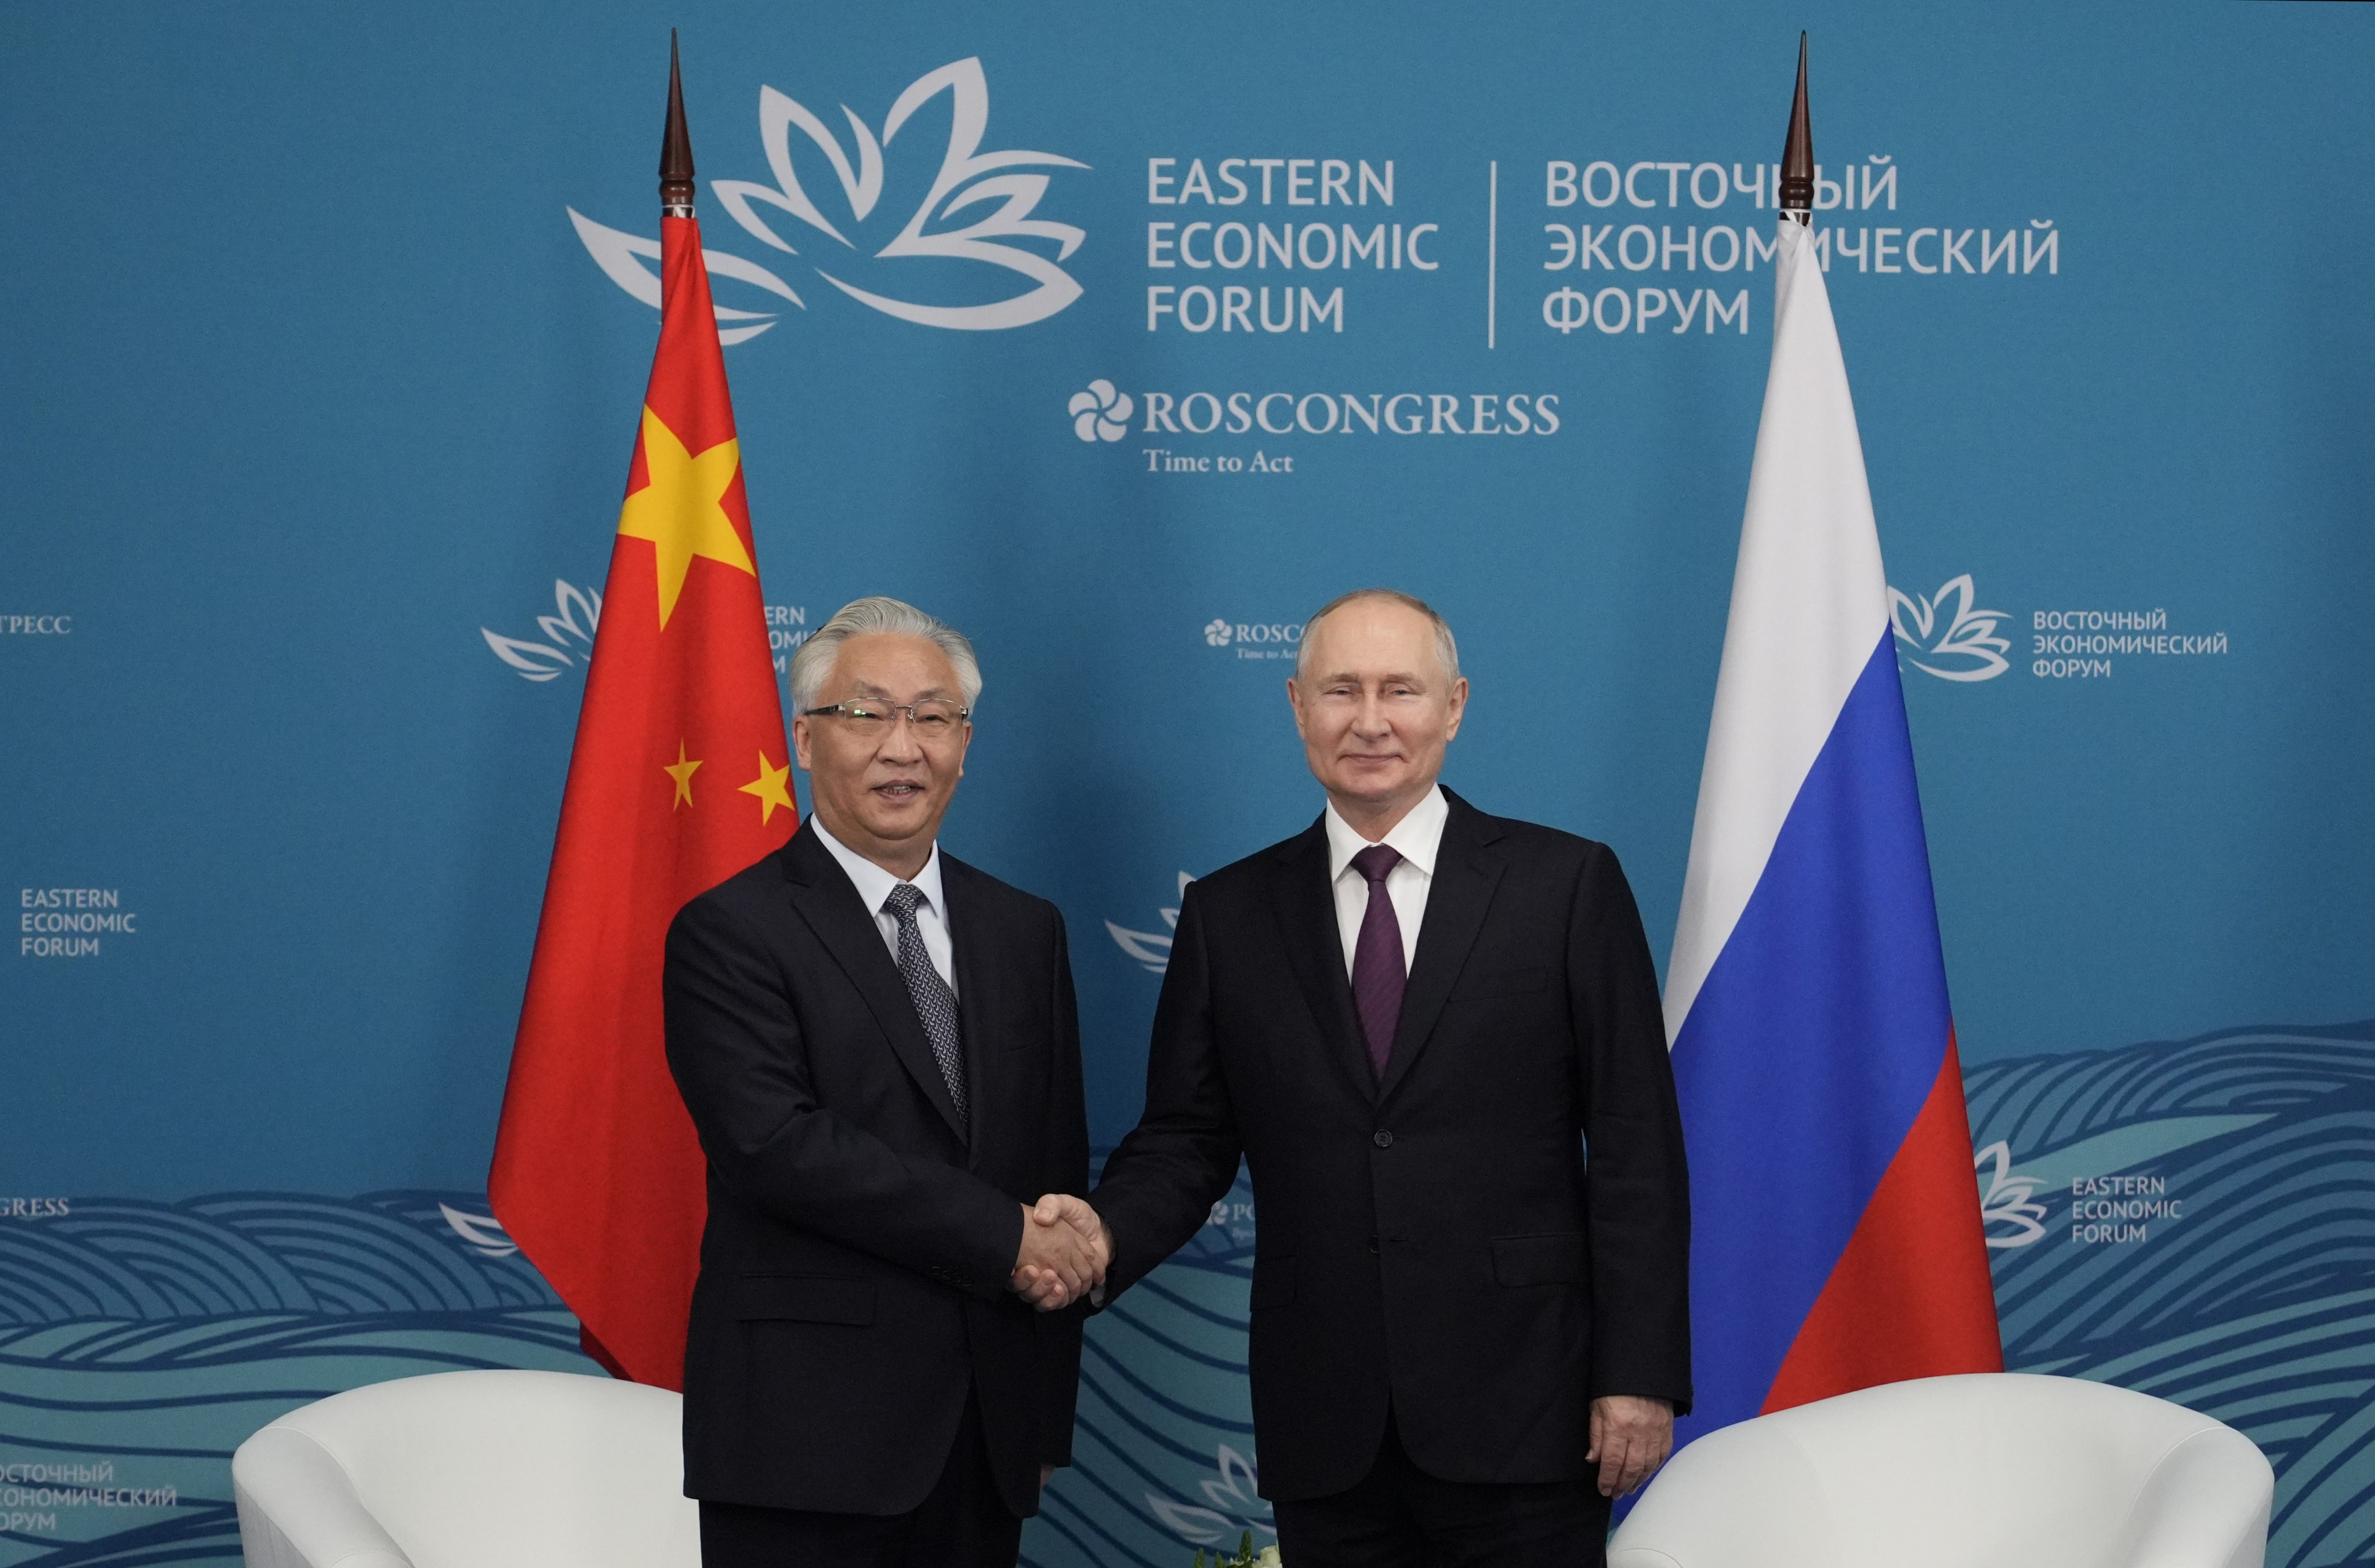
[1350, 844, 1406, 1081]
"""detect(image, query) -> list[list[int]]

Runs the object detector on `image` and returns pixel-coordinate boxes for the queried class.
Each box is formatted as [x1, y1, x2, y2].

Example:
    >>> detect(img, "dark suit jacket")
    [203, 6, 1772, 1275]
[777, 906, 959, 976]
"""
[1089, 789, 1690, 1501]
[663, 821, 1088, 1519]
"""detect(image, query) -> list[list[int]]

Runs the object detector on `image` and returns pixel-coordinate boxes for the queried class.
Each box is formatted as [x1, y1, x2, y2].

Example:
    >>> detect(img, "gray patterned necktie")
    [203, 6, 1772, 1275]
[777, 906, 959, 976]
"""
[883, 881, 967, 1123]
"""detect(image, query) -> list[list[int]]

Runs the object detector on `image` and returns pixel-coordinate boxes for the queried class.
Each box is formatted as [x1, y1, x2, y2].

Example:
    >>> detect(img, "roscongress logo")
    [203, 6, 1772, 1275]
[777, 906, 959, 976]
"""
[572, 57, 1087, 339]
[1069, 387, 1562, 439]
[1205, 617, 1303, 660]
[1070, 380, 1134, 442]
[1890, 573, 2010, 682]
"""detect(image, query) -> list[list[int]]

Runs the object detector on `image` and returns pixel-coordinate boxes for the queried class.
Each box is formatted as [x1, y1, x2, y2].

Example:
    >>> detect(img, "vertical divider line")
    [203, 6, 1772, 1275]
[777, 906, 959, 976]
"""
[1488, 161, 1500, 349]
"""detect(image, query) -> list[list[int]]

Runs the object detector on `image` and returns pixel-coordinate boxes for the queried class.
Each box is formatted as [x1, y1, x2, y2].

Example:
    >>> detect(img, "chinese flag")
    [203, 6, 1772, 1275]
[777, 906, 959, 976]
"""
[490, 210, 794, 1387]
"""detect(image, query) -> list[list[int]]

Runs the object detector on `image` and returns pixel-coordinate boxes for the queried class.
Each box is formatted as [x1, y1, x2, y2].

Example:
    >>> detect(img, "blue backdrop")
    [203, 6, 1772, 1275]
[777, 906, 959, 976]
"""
[5, 3, 2371, 1564]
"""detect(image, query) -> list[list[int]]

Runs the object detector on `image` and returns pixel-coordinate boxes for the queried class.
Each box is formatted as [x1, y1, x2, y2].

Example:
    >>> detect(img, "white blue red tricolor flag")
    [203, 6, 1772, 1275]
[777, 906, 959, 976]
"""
[1665, 216, 2000, 1446]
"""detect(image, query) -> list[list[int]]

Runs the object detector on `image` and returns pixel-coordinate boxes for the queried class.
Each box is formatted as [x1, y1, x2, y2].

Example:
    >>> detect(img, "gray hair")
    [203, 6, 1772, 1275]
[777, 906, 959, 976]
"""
[789, 596, 984, 713]
[1296, 587, 1462, 682]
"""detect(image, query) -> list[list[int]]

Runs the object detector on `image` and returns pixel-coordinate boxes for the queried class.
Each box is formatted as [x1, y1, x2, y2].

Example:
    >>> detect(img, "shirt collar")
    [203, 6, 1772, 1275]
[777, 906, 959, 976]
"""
[807, 815, 945, 920]
[1324, 783, 1448, 883]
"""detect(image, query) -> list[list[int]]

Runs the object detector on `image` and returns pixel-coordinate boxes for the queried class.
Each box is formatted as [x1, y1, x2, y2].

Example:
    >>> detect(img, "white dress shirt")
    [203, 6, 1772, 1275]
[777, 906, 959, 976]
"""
[1322, 784, 1448, 979]
[808, 816, 958, 996]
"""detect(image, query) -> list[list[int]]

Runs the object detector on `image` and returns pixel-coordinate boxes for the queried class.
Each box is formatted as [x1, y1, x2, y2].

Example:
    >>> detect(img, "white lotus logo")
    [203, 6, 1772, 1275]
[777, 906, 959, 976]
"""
[1975, 1141, 2047, 1249]
[571, 57, 1086, 340]
[1108, 872, 1194, 974]
[1145, 1444, 1275, 1549]
[570, 211, 804, 347]
[1890, 573, 2011, 682]
[1069, 379, 1133, 442]
[439, 1203, 520, 1258]
[1203, 619, 1233, 647]
[483, 579, 603, 683]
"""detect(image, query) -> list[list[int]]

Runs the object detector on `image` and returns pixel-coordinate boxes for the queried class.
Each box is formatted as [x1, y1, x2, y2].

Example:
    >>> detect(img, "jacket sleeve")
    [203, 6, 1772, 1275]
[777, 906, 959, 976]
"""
[1039, 907, 1089, 1465]
[1087, 883, 1245, 1300]
[662, 891, 1024, 1301]
[1569, 842, 1695, 1414]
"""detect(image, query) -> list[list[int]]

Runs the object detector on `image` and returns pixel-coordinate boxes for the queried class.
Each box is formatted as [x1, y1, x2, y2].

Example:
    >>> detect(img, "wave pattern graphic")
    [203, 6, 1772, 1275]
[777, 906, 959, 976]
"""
[1970, 1021, 2375, 1568]
[1025, 1163, 1262, 1568]
[12, 1041, 2375, 1568]
[0, 1192, 591, 1568]
[0, 1193, 561, 1325]
[0, 1179, 1269, 1568]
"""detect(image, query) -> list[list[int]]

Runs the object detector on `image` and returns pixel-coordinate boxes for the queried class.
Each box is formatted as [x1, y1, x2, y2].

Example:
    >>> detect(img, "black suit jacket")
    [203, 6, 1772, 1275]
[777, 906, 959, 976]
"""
[1090, 789, 1690, 1501]
[663, 821, 1088, 1519]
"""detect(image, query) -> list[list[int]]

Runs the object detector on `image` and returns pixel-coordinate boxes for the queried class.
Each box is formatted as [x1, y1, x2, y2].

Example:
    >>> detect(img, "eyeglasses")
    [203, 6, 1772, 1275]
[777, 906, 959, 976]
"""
[799, 697, 970, 736]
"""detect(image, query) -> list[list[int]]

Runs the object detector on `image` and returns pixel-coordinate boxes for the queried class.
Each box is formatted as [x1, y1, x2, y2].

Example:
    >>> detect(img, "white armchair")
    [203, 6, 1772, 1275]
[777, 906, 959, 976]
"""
[1610, 1373, 2272, 1568]
[232, 1369, 699, 1568]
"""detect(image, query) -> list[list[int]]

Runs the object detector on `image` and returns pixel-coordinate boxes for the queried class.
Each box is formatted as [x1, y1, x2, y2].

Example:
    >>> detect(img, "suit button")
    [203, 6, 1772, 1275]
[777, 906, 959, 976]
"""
[1367, 1235, 1380, 1255]
[1373, 1130, 1393, 1148]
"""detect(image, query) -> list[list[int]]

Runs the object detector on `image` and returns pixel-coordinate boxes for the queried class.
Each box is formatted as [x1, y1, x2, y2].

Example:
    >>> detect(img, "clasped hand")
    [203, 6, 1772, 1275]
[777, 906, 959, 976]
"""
[1009, 1194, 1110, 1311]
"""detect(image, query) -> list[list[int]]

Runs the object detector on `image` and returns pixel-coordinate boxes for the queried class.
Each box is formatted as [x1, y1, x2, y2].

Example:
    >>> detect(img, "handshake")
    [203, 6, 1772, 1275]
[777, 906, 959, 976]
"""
[1009, 1193, 1111, 1311]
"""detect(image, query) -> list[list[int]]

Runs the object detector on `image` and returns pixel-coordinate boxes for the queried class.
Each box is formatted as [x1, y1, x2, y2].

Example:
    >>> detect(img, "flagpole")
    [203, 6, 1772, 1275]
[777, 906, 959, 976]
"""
[1654, 29, 2002, 1451]
[490, 27, 793, 1387]
[1779, 33, 1812, 226]
[661, 30, 695, 219]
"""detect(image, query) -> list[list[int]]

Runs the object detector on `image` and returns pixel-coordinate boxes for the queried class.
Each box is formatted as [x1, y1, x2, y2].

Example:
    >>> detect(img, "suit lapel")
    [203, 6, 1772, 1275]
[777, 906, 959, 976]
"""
[777, 823, 968, 1143]
[1377, 791, 1507, 1103]
[1268, 818, 1379, 1101]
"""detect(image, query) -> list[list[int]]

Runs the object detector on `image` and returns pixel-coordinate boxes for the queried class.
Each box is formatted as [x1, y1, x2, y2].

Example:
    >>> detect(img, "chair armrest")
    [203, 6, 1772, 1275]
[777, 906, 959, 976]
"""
[233, 1427, 414, 1568]
[2122, 1426, 2275, 1568]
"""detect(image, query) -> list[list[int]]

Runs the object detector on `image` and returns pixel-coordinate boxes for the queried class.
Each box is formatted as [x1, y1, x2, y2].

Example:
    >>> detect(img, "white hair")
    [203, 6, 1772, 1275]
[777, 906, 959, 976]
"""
[789, 596, 983, 713]
[1295, 587, 1461, 681]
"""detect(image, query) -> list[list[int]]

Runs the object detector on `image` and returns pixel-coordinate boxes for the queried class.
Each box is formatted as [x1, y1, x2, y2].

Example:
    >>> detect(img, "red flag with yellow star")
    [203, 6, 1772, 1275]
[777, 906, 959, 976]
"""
[490, 81, 791, 1385]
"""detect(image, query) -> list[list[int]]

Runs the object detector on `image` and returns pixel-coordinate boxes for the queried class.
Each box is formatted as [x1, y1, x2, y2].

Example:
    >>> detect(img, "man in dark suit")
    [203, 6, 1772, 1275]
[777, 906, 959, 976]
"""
[663, 596, 1104, 1568]
[1047, 587, 1691, 1566]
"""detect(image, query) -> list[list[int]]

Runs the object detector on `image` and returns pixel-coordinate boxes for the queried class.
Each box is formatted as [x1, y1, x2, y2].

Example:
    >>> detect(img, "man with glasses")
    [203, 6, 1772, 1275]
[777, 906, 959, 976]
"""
[662, 596, 1101, 1568]
[1048, 588, 1692, 1567]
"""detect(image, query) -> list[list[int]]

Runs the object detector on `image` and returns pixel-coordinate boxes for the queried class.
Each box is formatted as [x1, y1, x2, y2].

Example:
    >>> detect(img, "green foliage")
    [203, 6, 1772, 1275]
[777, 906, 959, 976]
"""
[1191, 1531, 1271, 1567]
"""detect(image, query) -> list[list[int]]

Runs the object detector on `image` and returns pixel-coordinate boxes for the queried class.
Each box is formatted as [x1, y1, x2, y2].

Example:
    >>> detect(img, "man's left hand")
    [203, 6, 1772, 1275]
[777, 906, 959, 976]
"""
[1586, 1395, 1674, 1498]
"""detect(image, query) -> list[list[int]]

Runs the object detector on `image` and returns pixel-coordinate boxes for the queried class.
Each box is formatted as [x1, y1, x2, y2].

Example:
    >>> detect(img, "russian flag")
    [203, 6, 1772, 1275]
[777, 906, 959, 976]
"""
[1663, 212, 2000, 1448]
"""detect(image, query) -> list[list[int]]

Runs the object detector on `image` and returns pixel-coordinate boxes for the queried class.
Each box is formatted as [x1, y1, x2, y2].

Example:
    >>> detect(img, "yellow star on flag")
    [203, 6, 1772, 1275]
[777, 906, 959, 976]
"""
[738, 750, 795, 826]
[663, 741, 703, 809]
[615, 405, 753, 628]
